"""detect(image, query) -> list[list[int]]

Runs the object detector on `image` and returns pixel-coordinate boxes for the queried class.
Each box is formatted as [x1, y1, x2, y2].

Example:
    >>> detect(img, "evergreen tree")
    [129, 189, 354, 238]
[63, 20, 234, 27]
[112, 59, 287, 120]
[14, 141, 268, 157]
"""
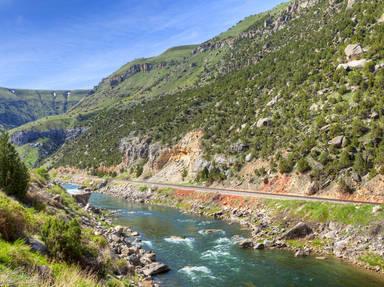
[0, 132, 29, 198]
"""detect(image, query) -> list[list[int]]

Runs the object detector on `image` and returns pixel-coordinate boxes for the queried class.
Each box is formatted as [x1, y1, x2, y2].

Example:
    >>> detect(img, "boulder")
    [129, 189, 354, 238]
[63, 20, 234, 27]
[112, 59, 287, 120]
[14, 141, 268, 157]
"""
[245, 153, 253, 162]
[142, 262, 170, 276]
[263, 239, 273, 248]
[114, 225, 125, 236]
[305, 181, 319, 195]
[238, 239, 254, 249]
[337, 59, 369, 70]
[140, 252, 156, 265]
[254, 243, 265, 250]
[230, 142, 249, 153]
[328, 136, 346, 148]
[379, 14, 384, 23]
[36, 265, 52, 279]
[72, 192, 91, 206]
[345, 44, 363, 60]
[27, 237, 47, 255]
[256, 117, 272, 128]
[294, 248, 311, 257]
[128, 254, 141, 266]
[281, 222, 313, 240]
[372, 206, 382, 214]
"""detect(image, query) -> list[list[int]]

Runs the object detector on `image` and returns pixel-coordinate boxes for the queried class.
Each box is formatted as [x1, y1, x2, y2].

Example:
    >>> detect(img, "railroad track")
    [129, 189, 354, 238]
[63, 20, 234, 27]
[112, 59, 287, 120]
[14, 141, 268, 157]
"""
[113, 179, 384, 206]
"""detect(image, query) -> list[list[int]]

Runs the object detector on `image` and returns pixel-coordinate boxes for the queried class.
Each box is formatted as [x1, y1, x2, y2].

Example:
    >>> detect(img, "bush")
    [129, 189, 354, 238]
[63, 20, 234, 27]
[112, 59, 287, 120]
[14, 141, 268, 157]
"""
[0, 192, 28, 241]
[35, 167, 50, 181]
[338, 151, 352, 170]
[279, 158, 294, 174]
[296, 158, 311, 173]
[338, 178, 354, 194]
[41, 218, 83, 262]
[0, 133, 29, 199]
[353, 153, 369, 176]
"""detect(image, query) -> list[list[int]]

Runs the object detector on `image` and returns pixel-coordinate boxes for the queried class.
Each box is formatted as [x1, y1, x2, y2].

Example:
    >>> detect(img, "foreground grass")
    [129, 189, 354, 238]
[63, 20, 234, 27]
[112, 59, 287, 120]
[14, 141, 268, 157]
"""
[0, 240, 99, 287]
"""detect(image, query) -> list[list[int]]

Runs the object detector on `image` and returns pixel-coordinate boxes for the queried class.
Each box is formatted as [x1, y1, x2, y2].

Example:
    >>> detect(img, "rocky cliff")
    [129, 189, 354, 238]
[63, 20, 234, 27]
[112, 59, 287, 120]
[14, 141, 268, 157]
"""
[0, 88, 88, 130]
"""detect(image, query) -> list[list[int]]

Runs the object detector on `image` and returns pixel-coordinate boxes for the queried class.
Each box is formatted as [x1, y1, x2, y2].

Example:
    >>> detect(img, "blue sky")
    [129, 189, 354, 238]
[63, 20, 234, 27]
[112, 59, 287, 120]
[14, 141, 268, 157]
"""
[0, 0, 283, 90]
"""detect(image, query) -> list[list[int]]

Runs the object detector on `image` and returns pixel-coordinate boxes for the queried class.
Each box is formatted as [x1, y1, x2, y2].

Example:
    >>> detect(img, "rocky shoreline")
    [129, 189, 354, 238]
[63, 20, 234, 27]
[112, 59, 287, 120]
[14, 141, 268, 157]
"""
[94, 181, 384, 276]
[70, 186, 170, 287]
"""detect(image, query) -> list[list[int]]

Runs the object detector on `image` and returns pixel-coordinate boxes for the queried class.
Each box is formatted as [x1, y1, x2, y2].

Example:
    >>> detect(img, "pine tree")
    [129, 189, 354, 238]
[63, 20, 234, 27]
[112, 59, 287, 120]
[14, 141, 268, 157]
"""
[0, 132, 29, 198]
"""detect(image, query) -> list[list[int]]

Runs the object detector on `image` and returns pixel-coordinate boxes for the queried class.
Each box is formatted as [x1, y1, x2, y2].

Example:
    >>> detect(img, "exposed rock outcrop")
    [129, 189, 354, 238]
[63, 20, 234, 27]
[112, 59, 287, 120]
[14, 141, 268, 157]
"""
[344, 44, 364, 60]
[11, 127, 87, 146]
[72, 191, 92, 206]
[281, 222, 313, 239]
[108, 62, 167, 88]
[119, 130, 205, 182]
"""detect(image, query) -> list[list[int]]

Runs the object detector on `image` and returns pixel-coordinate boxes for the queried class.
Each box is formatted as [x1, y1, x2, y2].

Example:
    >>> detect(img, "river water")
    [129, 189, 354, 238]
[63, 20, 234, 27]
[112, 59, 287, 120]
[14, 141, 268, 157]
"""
[64, 184, 384, 287]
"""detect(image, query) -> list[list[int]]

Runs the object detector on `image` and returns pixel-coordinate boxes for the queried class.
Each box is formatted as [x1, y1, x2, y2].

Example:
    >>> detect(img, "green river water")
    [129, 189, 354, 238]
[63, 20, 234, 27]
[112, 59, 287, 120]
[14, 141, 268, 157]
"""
[65, 184, 384, 287]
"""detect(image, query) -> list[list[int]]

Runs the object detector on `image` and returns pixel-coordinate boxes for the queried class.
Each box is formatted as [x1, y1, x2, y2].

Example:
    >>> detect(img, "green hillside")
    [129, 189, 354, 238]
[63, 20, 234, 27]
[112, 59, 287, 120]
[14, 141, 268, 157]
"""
[0, 88, 88, 129]
[54, 0, 384, 191]
[12, 1, 289, 165]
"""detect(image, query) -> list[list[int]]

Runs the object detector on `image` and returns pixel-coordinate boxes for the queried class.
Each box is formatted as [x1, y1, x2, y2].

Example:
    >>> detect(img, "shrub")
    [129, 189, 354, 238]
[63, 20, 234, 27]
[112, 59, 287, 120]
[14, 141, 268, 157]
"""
[353, 153, 369, 176]
[41, 218, 83, 262]
[181, 168, 188, 180]
[338, 151, 352, 170]
[318, 151, 329, 165]
[0, 133, 29, 199]
[338, 178, 354, 194]
[35, 167, 50, 181]
[296, 158, 311, 173]
[279, 158, 294, 174]
[0, 192, 28, 241]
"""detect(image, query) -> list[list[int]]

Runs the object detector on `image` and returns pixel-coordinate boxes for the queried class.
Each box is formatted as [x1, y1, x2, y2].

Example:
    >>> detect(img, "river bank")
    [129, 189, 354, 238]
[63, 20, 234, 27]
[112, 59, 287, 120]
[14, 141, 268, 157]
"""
[56, 173, 384, 277]
[96, 181, 384, 275]
[64, 184, 171, 287]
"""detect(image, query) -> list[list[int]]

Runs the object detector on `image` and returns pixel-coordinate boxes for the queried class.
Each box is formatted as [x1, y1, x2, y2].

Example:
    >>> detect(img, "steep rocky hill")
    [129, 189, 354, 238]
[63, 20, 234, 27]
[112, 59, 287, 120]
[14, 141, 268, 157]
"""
[10, 2, 289, 166]
[13, 0, 384, 201]
[0, 87, 88, 130]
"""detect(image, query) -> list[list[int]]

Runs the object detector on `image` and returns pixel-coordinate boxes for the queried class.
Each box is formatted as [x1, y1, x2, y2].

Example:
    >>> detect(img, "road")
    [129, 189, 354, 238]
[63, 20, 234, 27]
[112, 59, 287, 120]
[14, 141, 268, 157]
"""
[114, 179, 383, 206]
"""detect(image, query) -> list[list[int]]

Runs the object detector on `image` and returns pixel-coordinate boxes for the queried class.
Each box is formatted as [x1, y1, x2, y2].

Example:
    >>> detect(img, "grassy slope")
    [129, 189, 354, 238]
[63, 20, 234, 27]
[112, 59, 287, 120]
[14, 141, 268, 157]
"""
[216, 1, 290, 40]
[0, 87, 88, 130]
[0, 171, 134, 286]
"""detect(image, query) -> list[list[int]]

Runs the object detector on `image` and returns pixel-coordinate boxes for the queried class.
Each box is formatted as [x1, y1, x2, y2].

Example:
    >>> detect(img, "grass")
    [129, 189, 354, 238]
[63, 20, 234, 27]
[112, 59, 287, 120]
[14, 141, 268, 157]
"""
[0, 239, 100, 287]
[360, 253, 384, 269]
[46, 185, 85, 215]
[265, 200, 384, 225]
[0, 191, 44, 241]
[16, 144, 39, 168]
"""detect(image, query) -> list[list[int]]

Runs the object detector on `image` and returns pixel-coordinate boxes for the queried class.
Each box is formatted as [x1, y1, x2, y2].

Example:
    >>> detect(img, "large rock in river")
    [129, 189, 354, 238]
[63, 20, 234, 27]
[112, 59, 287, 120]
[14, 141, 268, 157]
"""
[238, 239, 254, 249]
[142, 262, 170, 276]
[72, 192, 91, 206]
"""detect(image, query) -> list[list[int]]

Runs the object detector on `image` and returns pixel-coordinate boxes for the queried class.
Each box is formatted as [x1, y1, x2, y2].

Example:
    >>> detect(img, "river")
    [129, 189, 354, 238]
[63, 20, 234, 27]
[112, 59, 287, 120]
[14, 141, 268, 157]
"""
[64, 183, 384, 287]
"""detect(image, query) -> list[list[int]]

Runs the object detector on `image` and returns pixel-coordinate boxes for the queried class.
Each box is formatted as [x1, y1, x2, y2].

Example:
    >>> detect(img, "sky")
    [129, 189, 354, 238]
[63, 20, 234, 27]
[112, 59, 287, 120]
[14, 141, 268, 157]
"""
[0, 0, 284, 90]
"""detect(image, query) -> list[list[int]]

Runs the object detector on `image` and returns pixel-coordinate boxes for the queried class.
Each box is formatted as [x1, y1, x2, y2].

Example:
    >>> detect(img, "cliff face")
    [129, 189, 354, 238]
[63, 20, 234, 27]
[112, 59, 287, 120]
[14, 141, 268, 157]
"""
[11, 127, 87, 166]
[118, 130, 205, 182]
[11, 127, 86, 146]
[0, 88, 88, 130]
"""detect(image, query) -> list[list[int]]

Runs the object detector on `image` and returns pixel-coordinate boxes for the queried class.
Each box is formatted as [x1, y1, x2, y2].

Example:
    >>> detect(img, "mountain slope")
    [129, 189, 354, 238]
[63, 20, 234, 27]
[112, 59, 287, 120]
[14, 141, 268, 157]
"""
[11, 2, 290, 165]
[52, 0, 384, 201]
[0, 87, 88, 130]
